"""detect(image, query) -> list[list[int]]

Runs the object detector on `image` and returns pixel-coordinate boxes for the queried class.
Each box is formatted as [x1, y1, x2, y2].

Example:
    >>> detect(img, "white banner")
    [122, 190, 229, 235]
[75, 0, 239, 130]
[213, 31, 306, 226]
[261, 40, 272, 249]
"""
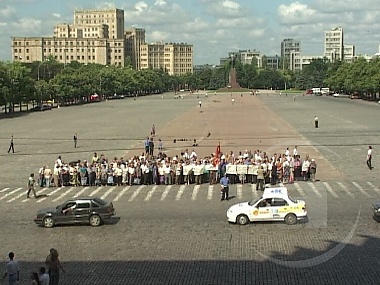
[226, 164, 237, 175]
[182, 164, 193, 176]
[193, 165, 204, 176]
[236, 165, 248, 175]
[248, 165, 258, 175]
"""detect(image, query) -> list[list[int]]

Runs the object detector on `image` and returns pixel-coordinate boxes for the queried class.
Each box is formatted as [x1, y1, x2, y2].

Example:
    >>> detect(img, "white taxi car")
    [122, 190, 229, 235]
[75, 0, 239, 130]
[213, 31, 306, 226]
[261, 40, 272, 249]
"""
[227, 187, 307, 225]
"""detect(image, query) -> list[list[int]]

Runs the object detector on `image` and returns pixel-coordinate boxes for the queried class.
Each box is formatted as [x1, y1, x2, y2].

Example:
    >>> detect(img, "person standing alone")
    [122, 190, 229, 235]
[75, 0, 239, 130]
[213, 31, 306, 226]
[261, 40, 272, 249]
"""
[367, 146, 373, 170]
[314, 116, 319, 128]
[2, 252, 19, 285]
[220, 173, 230, 201]
[7, 135, 14, 153]
[73, 134, 78, 148]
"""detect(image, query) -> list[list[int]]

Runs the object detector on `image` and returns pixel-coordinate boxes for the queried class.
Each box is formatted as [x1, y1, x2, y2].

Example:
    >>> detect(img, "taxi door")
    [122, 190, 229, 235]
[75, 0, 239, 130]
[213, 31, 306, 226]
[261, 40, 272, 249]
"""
[250, 199, 273, 221]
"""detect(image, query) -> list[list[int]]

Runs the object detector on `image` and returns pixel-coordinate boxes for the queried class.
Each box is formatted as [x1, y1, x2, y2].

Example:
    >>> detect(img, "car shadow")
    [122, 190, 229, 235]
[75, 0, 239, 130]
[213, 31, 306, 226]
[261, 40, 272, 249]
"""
[105, 216, 121, 225]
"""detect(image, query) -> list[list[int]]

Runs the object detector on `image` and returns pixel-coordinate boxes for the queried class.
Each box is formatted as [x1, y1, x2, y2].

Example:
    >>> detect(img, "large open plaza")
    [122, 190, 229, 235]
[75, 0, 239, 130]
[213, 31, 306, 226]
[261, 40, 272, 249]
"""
[1, 91, 380, 284]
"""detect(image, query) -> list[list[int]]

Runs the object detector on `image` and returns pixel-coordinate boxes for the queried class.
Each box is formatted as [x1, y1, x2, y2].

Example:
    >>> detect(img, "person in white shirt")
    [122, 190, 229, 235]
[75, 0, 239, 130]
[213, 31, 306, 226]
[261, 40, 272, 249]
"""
[285, 147, 290, 157]
[293, 146, 298, 157]
[2, 252, 19, 285]
[367, 146, 373, 170]
[39, 267, 49, 285]
[190, 150, 197, 160]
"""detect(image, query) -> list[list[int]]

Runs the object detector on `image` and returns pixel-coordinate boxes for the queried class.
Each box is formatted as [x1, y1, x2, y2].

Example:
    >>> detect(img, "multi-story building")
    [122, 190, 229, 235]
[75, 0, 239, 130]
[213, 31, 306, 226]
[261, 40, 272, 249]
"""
[239, 50, 263, 68]
[140, 42, 193, 75]
[280, 38, 301, 70]
[324, 27, 344, 62]
[265, 55, 281, 69]
[344, 44, 355, 63]
[125, 28, 146, 70]
[11, 8, 193, 75]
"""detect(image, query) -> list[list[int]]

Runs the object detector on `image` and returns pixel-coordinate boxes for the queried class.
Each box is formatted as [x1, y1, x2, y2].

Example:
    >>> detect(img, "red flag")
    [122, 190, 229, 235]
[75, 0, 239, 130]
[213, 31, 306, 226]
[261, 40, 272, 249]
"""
[213, 142, 221, 166]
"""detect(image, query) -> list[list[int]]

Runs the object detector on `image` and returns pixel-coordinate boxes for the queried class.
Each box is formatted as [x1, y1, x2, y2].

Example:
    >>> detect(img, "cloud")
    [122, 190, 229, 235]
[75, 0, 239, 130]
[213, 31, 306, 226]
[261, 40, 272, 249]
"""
[11, 17, 42, 33]
[154, 0, 166, 6]
[135, 1, 148, 12]
[52, 13, 61, 18]
[0, 5, 16, 18]
[278, 2, 318, 25]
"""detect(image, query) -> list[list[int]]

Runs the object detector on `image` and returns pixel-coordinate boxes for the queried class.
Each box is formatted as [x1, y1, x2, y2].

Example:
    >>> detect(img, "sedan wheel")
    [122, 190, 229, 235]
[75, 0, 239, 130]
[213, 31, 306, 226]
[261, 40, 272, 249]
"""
[284, 214, 297, 225]
[89, 215, 101, 227]
[236, 214, 249, 225]
[43, 217, 54, 228]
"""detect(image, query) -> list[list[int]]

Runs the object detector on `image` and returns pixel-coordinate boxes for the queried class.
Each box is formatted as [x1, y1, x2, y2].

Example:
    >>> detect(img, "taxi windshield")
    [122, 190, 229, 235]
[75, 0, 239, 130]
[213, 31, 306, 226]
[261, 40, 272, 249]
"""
[248, 197, 262, 206]
[288, 196, 297, 203]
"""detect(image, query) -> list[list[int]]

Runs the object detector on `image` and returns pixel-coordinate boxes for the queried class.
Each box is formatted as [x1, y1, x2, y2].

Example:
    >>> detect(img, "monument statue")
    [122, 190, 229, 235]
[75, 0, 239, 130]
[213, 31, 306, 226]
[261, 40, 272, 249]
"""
[228, 54, 240, 89]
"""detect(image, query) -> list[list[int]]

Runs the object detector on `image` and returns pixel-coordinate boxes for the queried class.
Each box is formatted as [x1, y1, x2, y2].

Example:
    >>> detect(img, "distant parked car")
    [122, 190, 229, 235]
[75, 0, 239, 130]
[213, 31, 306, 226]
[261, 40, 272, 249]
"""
[30, 104, 52, 112]
[372, 201, 380, 222]
[34, 197, 116, 228]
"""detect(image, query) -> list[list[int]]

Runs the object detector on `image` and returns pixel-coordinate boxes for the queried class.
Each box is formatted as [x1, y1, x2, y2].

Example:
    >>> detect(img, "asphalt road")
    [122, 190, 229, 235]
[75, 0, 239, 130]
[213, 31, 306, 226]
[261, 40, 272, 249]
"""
[0, 92, 380, 285]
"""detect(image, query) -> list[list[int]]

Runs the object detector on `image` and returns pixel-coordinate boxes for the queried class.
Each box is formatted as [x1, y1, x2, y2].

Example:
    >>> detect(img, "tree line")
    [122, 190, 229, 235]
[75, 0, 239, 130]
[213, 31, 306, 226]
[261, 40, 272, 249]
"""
[1, 56, 379, 113]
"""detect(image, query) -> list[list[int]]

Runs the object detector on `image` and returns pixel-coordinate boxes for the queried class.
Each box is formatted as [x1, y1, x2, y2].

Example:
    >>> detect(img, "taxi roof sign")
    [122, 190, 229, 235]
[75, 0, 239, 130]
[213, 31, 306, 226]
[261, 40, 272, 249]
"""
[263, 187, 288, 198]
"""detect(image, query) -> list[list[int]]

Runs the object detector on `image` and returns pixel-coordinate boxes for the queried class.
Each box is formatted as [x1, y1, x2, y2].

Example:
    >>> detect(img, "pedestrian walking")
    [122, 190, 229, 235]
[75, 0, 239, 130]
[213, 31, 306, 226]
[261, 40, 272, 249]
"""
[45, 248, 65, 285]
[220, 173, 230, 201]
[314, 116, 319, 128]
[2, 252, 19, 285]
[232, 98, 235, 105]
[367, 146, 373, 170]
[309, 159, 317, 182]
[199, 100, 202, 108]
[151, 124, 156, 137]
[158, 139, 163, 151]
[73, 133, 78, 148]
[27, 173, 37, 199]
[7, 135, 14, 153]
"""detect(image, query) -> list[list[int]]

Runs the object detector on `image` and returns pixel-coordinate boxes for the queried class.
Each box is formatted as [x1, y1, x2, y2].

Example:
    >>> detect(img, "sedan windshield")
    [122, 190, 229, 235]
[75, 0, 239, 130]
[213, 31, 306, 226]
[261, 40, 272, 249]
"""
[248, 197, 262, 206]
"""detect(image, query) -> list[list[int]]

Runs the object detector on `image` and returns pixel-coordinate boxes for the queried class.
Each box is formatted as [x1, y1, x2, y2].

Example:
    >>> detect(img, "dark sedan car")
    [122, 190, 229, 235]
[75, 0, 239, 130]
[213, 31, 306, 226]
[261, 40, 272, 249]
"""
[34, 197, 115, 228]
[373, 201, 380, 222]
[30, 104, 52, 112]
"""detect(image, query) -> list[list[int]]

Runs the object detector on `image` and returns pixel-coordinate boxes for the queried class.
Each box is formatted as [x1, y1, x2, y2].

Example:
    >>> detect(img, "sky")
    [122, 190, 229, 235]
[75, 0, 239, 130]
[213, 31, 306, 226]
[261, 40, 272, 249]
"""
[1, 0, 380, 65]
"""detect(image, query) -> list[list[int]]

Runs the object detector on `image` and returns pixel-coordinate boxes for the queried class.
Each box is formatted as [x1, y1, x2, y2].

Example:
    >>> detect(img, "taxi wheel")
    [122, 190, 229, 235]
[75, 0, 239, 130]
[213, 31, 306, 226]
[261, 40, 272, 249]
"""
[284, 214, 297, 225]
[236, 214, 249, 225]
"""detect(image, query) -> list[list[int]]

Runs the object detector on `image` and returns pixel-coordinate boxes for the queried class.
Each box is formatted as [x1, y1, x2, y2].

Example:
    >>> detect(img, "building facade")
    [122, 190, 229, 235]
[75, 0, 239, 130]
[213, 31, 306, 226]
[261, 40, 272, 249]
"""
[11, 8, 193, 75]
[343, 44, 355, 63]
[280, 38, 301, 70]
[324, 27, 344, 62]
[140, 42, 193, 75]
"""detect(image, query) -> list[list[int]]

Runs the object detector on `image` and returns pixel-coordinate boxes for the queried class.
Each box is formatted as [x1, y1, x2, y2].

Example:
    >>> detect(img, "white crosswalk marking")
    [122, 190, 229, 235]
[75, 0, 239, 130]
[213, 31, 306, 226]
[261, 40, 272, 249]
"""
[191, 185, 200, 201]
[52, 187, 75, 202]
[306, 182, 322, 197]
[129, 185, 144, 202]
[0, 188, 22, 201]
[294, 182, 306, 196]
[9, 187, 46, 203]
[114, 186, 130, 201]
[21, 187, 49, 203]
[236, 184, 243, 199]
[37, 187, 62, 203]
[207, 185, 214, 200]
[175, 185, 186, 201]
[89, 187, 102, 197]
[322, 182, 338, 198]
[367, 181, 380, 194]
[73, 187, 90, 198]
[0, 187, 10, 193]
[144, 185, 157, 201]
[336, 182, 354, 198]
[160, 185, 172, 201]
[352, 182, 370, 197]
[101, 187, 116, 200]
[251, 184, 259, 197]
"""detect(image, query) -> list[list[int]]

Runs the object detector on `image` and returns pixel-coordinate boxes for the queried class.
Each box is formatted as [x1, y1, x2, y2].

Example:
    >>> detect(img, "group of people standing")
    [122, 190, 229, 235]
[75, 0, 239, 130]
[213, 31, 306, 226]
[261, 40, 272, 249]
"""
[2, 249, 65, 285]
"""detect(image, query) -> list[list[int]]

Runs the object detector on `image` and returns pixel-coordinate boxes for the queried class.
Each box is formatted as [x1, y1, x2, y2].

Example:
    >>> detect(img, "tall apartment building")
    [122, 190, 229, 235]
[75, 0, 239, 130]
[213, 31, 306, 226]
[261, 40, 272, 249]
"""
[140, 42, 193, 75]
[11, 8, 193, 75]
[280, 38, 301, 70]
[125, 28, 146, 70]
[344, 44, 355, 63]
[324, 27, 344, 62]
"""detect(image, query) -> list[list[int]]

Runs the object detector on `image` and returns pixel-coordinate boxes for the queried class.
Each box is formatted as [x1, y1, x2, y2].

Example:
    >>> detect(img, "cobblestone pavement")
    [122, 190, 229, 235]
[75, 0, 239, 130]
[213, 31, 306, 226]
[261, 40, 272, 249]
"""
[0, 92, 380, 284]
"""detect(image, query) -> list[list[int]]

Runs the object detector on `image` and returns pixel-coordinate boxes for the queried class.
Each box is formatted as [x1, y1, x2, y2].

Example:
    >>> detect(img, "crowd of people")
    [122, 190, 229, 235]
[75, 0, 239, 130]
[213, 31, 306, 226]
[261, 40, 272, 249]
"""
[35, 145, 317, 189]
